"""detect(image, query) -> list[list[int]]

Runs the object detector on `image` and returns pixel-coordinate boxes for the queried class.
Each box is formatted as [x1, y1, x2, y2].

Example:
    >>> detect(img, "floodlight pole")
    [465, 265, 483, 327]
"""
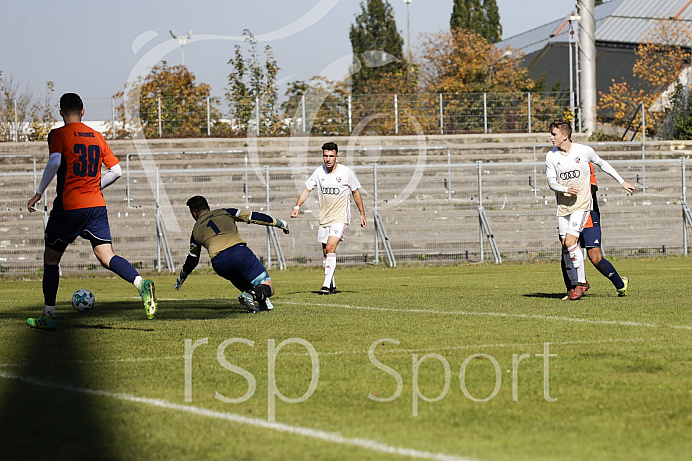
[568, 14, 580, 131]
[407, 1, 411, 60]
[170, 29, 194, 66]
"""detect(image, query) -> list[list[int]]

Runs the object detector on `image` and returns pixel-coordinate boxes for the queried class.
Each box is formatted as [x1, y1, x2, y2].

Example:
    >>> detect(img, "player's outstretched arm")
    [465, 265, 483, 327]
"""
[174, 270, 188, 291]
[352, 189, 367, 228]
[290, 188, 311, 218]
[28, 193, 41, 212]
[29, 152, 61, 211]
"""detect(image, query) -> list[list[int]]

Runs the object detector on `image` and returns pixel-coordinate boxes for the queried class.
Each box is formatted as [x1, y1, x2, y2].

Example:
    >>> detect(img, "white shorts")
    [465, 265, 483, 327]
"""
[558, 210, 590, 238]
[317, 223, 346, 244]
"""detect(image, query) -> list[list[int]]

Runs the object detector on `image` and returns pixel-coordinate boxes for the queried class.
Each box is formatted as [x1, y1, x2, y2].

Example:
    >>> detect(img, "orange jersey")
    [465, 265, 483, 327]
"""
[584, 163, 599, 229]
[48, 122, 119, 211]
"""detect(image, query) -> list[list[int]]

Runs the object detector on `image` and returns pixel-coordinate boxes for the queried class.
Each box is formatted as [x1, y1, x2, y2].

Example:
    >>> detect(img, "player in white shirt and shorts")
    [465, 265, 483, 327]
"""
[546, 120, 634, 300]
[290, 142, 367, 294]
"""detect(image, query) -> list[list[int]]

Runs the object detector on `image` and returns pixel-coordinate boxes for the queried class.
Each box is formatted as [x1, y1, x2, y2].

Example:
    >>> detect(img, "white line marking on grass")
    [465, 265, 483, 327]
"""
[0, 370, 477, 461]
[284, 302, 692, 331]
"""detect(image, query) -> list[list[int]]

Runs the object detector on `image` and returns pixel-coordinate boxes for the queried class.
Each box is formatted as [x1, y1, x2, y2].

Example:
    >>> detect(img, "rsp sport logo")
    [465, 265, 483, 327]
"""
[321, 187, 341, 195]
[560, 170, 580, 180]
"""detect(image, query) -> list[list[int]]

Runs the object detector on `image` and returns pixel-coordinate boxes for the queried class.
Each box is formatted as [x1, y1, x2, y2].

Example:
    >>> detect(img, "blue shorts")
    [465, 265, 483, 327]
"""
[45, 206, 112, 252]
[580, 207, 601, 248]
[211, 244, 269, 292]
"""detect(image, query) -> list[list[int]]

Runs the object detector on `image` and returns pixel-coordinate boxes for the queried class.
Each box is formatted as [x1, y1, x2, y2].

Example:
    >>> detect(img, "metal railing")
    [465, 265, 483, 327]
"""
[1, 92, 571, 141]
[2, 154, 691, 274]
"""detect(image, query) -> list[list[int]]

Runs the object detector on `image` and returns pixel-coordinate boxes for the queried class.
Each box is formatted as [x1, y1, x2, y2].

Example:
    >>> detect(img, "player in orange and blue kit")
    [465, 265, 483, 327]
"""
[560, 162, 629, 298]
[26, 93, 158, 330]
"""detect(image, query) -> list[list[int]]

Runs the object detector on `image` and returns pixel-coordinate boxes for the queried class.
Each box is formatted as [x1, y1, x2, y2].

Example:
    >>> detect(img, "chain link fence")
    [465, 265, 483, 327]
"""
[0, 92, 571, 141]
[1, 149, 691, 275]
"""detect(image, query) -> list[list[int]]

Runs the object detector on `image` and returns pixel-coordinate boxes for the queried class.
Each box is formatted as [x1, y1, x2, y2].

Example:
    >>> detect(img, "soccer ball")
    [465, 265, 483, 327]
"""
[72, 289, 95, 312]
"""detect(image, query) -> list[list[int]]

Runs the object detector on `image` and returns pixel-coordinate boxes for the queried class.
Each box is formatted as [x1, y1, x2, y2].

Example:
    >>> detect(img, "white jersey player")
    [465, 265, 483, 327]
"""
[546, 119, 634, 300]
[290, 142, 367, 295]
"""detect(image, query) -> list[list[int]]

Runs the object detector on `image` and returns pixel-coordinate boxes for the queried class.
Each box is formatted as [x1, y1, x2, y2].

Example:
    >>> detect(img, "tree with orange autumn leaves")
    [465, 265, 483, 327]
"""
[599, 19, 692, 138]
[416, 28, 530, 94]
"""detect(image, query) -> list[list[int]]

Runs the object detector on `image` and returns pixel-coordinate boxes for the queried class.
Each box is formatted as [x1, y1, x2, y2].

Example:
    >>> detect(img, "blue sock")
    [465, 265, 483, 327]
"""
[43, 264, 60, 306]
[594, 259, 624, 289]
[109, 255, 139, 284]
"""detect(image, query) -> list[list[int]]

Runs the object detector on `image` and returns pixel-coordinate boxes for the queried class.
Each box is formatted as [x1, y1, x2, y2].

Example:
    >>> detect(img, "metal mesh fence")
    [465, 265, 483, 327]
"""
[1, 92, 570, 141]
[1, 152, 691, 275]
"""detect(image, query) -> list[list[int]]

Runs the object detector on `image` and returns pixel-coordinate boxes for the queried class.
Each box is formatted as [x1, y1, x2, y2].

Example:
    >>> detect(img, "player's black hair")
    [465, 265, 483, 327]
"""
[321, 142, 338, 153]
[186, 195, 210, 214]
[549, 119, 572, 140]
[60, 93, 83, 115]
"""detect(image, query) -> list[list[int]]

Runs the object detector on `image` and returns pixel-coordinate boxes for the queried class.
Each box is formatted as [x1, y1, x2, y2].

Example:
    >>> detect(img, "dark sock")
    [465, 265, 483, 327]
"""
[250, 283, 273, 302]
[593, 259, 624, 289]
[43, 264, 60, 306]
[561, 256, 574, 291]
[109, 255, 139, 284]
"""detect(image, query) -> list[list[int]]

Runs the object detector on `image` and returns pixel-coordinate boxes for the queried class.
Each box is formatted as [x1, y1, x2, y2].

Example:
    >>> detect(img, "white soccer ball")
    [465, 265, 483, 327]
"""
[72, 289, 95, 312]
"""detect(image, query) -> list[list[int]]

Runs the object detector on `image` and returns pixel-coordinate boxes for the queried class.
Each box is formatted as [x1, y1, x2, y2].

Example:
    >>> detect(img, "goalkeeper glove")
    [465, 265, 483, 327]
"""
[275, 218, 289, 234]
[174, 270, 188, 291]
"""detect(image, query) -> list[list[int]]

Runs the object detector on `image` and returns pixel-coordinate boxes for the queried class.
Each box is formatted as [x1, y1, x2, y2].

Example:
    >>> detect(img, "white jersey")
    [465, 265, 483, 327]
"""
[545, 142, 624, 217]
[305, 163, 361, 226]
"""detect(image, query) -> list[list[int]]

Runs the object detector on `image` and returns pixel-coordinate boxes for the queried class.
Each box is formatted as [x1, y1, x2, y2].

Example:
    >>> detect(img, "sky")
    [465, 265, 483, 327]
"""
[1, 0, 577, 118]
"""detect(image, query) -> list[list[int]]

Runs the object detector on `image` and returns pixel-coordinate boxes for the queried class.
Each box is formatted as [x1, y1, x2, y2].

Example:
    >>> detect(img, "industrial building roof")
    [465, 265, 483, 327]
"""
[498, 0, 692, 54]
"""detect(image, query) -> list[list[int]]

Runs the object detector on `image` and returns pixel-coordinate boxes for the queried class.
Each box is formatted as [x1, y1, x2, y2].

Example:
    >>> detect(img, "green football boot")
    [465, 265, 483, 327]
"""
[27, 314, 56, 331]
[140, 279, 158, 319]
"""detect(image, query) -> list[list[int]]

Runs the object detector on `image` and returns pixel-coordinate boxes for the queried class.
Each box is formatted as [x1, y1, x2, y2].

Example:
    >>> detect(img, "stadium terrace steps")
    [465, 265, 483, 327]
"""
[2, 134, 692, 273]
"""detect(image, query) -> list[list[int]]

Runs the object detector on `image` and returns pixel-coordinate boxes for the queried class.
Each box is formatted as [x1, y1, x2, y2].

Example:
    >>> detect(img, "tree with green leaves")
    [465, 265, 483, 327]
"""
[225, 30, 280, 136]
[450, 0, 502, 44]
[349, 0, 406, 94]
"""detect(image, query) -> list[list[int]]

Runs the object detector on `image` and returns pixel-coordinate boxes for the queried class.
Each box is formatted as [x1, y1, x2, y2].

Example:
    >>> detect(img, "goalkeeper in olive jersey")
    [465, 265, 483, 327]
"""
[174, 195, 289, 313]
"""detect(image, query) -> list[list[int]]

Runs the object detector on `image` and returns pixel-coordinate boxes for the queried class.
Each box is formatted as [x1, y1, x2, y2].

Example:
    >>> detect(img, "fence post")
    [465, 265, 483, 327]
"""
[483, 93, 488, 134]
[348, 94, 352, 134]
[373, 163, 379, 264]
[255, 96, 260, 136]
[641, 102, 647, 193]
[394, 94, 399, 135]
[477, 161, 484, 262]
[157, 96, 162, 138]
[447, 148, 453, 200]
[527, 92, 532, 134]
[155, 168, 161, 271]
[265, 164, 272, 269]
[111, 96, 116, 140]
[206, 96, 211, 136]
[301, 94, 306, 134]
[244, 152, 249, 206]
[683, 157, 688, 256]
[439, 93, 444, 134]
[14, 99, 18, 142]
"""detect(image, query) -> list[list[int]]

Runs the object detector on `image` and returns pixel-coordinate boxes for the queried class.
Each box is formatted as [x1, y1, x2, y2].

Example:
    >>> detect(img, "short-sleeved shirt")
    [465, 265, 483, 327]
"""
[188, 208, 279, 260]
[305, 163, 361, 226]
[48, 122, 119, 211]
[545, 142, 624, 217]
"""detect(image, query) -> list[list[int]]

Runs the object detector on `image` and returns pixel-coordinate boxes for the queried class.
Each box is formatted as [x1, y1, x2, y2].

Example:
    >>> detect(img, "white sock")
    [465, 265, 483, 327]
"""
[323, 253, 336, 288]
[567, 243, 586, 283]
[563, 253, 577, 286]
[44, 305, 55, 318]
[133, 275, 143, 290]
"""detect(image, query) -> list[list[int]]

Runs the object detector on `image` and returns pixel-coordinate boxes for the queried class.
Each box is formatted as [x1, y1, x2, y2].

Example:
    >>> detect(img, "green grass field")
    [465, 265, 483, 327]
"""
[1, 258, 691, 460]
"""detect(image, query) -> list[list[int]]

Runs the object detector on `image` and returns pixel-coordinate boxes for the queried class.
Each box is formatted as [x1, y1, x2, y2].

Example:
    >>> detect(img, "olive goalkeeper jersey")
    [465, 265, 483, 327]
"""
[188, 208, 278, 260]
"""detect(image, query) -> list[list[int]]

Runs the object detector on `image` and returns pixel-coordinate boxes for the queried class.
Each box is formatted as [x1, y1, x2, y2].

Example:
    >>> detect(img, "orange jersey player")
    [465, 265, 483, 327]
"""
[47, 121, 120, 211]
[26, 93, 158, 330]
